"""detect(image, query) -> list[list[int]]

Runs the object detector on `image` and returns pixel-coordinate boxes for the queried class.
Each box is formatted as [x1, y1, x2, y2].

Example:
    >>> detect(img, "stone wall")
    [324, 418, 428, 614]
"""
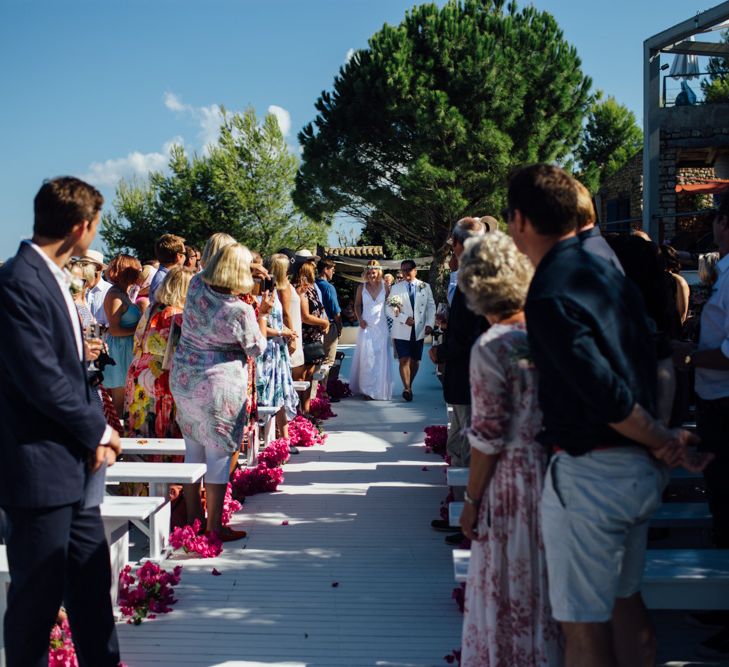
[597, 151, 643, 228]
[599, 102, 729, 239]
[657, 103, 729, 238]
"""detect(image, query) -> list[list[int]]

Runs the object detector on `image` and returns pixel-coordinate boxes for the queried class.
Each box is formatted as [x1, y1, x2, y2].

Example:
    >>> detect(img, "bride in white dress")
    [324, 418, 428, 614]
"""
[350, 261, 393, 400]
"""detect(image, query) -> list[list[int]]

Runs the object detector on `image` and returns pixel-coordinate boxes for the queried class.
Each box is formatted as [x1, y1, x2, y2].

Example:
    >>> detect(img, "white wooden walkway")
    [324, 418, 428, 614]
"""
[117, 349, 463, 666]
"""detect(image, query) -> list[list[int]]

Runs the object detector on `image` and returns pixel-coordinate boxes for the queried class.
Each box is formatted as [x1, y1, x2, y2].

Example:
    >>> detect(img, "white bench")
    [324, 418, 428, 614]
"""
[105, 462, 206, 560]
[0, 546, 8, 667]
[120, 438, 186, 456]
[293, 381, 310, 392]
[446, 467, 469, 487]
[453, 548, 729, 610]
[446, 466, 704, 488]
[642, 549, 729, 609]
[100, 496, 170, 595]
[250, 406, 280, 466]
[448, 501, 712, 530]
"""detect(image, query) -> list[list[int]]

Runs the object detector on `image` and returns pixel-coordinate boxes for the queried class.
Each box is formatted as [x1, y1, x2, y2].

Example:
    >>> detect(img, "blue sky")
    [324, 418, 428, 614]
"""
[0, 0, 716, 259]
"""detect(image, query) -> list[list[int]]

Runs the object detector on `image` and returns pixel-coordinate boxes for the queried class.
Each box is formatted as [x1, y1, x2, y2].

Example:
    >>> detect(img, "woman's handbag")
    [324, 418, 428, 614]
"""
[303, 341, 326, 364]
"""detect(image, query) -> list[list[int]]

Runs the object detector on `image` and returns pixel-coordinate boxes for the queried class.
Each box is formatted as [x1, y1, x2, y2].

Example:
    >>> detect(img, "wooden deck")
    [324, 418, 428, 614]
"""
[118, 349, 463, 666]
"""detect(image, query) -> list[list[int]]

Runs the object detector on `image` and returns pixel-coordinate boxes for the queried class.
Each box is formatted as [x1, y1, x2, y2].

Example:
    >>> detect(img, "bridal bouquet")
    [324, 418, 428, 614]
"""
[387, 295, 403, 316]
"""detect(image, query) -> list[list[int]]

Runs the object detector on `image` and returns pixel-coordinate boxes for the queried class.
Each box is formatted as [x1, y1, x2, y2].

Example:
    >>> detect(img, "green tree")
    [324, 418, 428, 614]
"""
[701, 29, 729, 103]
[102, 108, 329, 259]
[575, 94, 643, 193]
[293, 0, 591, 281]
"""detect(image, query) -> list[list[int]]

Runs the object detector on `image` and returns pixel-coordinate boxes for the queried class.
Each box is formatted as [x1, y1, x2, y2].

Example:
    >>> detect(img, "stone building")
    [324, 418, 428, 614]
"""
[599, 102, 729, 247]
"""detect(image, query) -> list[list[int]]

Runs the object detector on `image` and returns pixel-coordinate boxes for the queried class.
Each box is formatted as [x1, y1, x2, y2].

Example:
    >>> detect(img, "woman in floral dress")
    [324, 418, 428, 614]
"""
[457, 231, 562, 667]
[170, 244, 270, 540]
[123, 266, 191, 438]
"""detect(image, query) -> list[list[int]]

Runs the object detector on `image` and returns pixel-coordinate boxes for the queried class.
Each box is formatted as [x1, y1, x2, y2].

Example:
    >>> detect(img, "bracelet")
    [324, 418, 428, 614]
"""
[464, 490, 480, 507]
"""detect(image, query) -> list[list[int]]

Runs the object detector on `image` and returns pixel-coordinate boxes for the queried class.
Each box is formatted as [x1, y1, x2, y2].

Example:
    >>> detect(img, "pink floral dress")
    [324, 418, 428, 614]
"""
[461, 322, 562, 667]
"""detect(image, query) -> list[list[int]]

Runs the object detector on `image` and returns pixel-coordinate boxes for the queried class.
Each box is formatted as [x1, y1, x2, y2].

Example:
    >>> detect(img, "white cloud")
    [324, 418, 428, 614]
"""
[345, 48, 355, 64]
[267, 105, 291, 137]
[163, 91, 191, 113]
[164, 92, 224, 152]
[83, 93, 294, 191]
[198, 104, 225, 151]
[81, 137, 182, 188]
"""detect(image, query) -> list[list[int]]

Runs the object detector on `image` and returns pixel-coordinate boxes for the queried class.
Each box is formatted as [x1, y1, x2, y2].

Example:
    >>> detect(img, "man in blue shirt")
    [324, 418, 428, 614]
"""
[316, 259, 342, 385]
[149, 233, 186, 305]
[507, 164, 708, 667]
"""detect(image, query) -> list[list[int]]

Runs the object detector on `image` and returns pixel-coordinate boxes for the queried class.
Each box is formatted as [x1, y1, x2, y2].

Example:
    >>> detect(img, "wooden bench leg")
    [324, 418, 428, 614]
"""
[145, 501, 172, 562]
[103, 519, 129, 606]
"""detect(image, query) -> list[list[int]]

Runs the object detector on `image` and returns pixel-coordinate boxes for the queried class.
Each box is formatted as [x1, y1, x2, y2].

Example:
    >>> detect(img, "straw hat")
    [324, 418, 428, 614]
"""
[80, 249, 106, 268]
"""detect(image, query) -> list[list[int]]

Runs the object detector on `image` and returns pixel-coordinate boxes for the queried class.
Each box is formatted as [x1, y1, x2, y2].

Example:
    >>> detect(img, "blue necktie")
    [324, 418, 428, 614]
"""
[408, 282, 415, 309]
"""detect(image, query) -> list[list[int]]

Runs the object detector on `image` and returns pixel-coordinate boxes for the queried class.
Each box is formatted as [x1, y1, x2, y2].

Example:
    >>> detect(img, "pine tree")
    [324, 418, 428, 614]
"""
[293, 0, 591, 278]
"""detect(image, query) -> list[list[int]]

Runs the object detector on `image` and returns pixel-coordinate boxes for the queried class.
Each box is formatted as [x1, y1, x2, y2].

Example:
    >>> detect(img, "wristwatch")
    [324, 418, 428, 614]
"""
[464, 490, 480, 507]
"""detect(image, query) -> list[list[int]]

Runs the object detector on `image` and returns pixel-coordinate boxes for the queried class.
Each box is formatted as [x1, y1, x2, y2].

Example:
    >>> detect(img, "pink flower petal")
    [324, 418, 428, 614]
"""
[281, 520, 289, 526]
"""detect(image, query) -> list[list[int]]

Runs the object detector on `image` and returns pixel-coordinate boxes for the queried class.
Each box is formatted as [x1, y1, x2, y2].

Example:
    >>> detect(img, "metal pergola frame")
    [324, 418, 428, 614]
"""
[643, 2, 729, 240]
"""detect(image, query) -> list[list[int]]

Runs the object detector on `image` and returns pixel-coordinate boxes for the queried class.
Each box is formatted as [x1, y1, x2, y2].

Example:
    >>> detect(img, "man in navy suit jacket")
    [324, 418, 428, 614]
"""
[0, 177, 122, 666]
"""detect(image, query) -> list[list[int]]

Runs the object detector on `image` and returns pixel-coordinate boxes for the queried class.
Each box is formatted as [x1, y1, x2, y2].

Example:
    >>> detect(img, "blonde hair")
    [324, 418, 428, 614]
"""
[201, 243, 254, 294]
[458, 231, 534, 317]
[269, 253, 291, 289]
[201, 232, 236, 268]
[155, 266, 193, 309]
[699, 252, 720, 286]
[295, 261, 316, 286]
[574, 179, 596, 229]
[362, 259, 383, 280]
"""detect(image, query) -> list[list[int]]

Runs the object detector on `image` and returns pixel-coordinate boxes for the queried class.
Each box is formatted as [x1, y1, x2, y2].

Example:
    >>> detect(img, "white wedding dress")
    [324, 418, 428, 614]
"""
[349, 284, 393, 400]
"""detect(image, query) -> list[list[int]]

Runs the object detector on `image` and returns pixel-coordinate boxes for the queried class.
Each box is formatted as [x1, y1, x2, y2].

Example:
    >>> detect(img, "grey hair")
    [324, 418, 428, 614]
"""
[698, 252, 720, 286]
[451, 216, 487, 246]
[457, 230, 534, 317]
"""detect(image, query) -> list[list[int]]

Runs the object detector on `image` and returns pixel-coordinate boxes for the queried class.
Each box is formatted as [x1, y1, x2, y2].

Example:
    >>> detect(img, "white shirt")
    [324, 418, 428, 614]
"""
[26, 241, 83, 360]
[87, 277, 112, 325]
[25, 241, 112, 444]
[447, 270, 458, 306]
[696, 252, 729, 400]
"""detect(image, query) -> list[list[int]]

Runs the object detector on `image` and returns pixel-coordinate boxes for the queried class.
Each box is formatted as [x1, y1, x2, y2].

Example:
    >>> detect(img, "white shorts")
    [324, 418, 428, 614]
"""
[540, 447, 668, 623]
[184, 439, 233, 484]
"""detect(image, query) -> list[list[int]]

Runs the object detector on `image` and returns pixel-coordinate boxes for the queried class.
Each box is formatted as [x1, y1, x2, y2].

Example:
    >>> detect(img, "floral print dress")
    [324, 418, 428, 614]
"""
[256, 291, 299, 419]
[461, 322, 562, 667]
[123, 304, 183, 438]
[170, 276, 267, 454]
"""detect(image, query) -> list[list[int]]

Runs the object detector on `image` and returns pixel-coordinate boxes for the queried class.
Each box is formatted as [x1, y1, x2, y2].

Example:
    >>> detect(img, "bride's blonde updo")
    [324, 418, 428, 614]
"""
[362, 259, 383, 280]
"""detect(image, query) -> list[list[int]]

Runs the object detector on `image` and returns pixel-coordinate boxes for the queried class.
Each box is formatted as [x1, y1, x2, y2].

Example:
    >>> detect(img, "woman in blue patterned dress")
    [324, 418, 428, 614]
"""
[256, 255, 299, 439]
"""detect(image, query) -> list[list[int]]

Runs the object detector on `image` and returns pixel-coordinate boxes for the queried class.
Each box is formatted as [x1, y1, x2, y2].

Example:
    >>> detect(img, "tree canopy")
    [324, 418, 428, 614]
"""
[701, 29, 729, 104]
[102, 108, 328, 260]
[575, 94, 643, 193]
[293, 0, 591, 267]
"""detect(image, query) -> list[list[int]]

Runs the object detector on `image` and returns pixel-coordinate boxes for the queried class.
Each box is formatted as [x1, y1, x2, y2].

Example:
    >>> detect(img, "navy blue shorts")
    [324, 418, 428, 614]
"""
[394, 337, 424, 361]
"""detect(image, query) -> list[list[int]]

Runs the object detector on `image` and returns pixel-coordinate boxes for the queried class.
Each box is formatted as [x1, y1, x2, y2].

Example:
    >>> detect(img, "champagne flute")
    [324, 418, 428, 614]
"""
[84, 322, 102, 371]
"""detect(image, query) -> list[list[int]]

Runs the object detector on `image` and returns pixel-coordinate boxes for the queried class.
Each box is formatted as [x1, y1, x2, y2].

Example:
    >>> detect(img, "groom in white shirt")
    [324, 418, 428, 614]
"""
[387, 259, 435, 401]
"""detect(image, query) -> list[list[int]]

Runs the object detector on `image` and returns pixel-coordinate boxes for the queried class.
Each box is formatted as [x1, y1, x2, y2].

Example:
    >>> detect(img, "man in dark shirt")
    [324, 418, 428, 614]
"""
[507, 164, 707, 667]
[428, 217, 488, 542]
[574, 178, 624, 275]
